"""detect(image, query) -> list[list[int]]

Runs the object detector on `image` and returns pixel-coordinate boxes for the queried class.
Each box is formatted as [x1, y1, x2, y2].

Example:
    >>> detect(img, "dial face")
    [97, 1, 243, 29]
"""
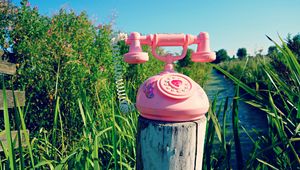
[157, 73, 194, 99]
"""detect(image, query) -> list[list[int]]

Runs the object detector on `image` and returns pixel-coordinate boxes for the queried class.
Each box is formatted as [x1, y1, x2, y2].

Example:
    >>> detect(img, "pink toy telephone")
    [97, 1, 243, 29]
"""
[124, 32, 215, 121]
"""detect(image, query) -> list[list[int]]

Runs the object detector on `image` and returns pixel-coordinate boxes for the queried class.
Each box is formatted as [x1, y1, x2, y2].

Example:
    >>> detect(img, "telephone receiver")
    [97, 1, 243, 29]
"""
[124, 32, 216, 64]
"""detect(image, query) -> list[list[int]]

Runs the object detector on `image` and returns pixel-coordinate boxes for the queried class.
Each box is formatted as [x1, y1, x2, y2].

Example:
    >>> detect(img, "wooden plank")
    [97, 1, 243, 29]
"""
[137, 116, 207, 170]
[0, 130, 29, 152]
[0, 61, 16, 75]
[0, 90, 25, 109]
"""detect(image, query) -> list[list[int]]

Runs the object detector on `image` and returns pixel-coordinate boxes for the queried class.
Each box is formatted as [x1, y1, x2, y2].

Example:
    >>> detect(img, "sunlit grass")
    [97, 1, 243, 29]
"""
[212, 37, 300, 169]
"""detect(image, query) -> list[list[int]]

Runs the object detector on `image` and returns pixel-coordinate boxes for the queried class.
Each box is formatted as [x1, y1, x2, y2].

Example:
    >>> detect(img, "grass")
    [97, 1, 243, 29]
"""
[219, 55, 271, 89]
[232, 86, 243, 169]
[2, 78, 16, 169]
[0, 77, 138, 169]
[212, 36, 300, 169]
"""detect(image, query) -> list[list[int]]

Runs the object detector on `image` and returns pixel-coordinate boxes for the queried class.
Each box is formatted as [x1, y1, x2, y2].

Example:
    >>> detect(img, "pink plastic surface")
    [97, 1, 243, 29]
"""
[124, 52, 148, 64]
[124, 32, 215, 63]
[136, 72, 209, 121]
[124, 32, 149, 63]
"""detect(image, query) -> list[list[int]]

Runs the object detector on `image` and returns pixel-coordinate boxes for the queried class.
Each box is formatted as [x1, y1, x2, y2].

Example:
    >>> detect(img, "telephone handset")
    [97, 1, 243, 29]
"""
[124, 32, 215, 64]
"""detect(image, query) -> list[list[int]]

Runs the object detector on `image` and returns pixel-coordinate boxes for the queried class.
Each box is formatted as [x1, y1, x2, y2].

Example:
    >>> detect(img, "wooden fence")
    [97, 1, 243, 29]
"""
[0, 60, 27, 152]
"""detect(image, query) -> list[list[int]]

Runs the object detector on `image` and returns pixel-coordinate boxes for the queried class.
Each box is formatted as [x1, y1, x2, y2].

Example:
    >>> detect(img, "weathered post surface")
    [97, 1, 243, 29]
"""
[0, 130, 28, 151]
[137, 116, 206, 170]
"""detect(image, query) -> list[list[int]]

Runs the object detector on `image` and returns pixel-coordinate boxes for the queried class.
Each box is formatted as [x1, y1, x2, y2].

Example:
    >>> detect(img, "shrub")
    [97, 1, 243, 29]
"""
[4, 1, 113, 135]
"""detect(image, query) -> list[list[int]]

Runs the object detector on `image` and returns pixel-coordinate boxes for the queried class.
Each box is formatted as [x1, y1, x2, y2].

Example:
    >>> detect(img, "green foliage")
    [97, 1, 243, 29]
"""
[287, 33, 300, 59]
[213, 49, 229, 64]
[177, 48, 193, 67]
[179, 63, 212, 87]
[175, 49, 212, 87]
[267, 45, 278, 56]
[95, 25, 113, 78]
[0, 83, 137, 169]
[223, 40, 298, 93]
[219, 56, 271, 87]
[2, 80, 17, 170]
[237, 47, 247, 59]
[204, 95, 231, 170]
[2, 2, 113, 135]
[214, 36, 300, 169]
[232, 86, 243, 169]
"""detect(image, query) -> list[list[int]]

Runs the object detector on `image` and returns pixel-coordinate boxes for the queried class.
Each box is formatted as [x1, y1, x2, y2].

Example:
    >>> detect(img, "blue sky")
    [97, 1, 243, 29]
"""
[12, 0, 300, 56]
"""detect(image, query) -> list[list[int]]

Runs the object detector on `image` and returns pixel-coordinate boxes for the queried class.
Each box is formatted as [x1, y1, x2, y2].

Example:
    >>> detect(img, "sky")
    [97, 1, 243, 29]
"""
[12, 0, 300, 56]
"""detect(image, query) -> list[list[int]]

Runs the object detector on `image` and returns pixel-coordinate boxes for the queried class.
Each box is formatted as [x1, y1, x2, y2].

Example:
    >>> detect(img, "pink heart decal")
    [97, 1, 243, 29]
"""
[171, 80, 182, 87]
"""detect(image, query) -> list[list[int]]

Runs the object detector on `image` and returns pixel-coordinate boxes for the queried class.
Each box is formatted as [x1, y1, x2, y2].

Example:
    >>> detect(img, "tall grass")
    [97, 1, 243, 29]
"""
[232, 86, 243, 169]
[212, 37, 300, 169]
[219, 55, 271, 89]
[0, 79, 138, 169]
[0, 60, 212, 169]
[2, 78, 16, 169]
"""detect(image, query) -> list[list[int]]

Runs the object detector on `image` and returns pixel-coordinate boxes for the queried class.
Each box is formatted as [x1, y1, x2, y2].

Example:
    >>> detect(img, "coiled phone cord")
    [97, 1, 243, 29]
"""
[111, 32, 134, 113]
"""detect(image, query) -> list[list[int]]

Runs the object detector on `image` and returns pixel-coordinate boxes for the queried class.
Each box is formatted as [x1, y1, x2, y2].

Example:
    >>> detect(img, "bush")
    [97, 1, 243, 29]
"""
[3, 1, 113, 135]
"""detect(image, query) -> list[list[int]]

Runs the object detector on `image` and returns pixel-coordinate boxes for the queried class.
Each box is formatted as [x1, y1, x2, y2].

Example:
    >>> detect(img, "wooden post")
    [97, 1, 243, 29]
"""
[137, 116, 207, 170]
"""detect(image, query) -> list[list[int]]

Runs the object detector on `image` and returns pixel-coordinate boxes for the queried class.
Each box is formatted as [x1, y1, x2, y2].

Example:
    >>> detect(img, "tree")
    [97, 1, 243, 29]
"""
[213, 49, 229, 64]
[267, 46, 278, 56]
[287, 34, 300, 60]
[237, 48, 247, 59]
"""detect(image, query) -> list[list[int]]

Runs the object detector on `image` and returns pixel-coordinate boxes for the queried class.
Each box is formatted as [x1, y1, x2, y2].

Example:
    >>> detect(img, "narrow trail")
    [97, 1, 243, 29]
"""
[204, 69, 268, 166]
